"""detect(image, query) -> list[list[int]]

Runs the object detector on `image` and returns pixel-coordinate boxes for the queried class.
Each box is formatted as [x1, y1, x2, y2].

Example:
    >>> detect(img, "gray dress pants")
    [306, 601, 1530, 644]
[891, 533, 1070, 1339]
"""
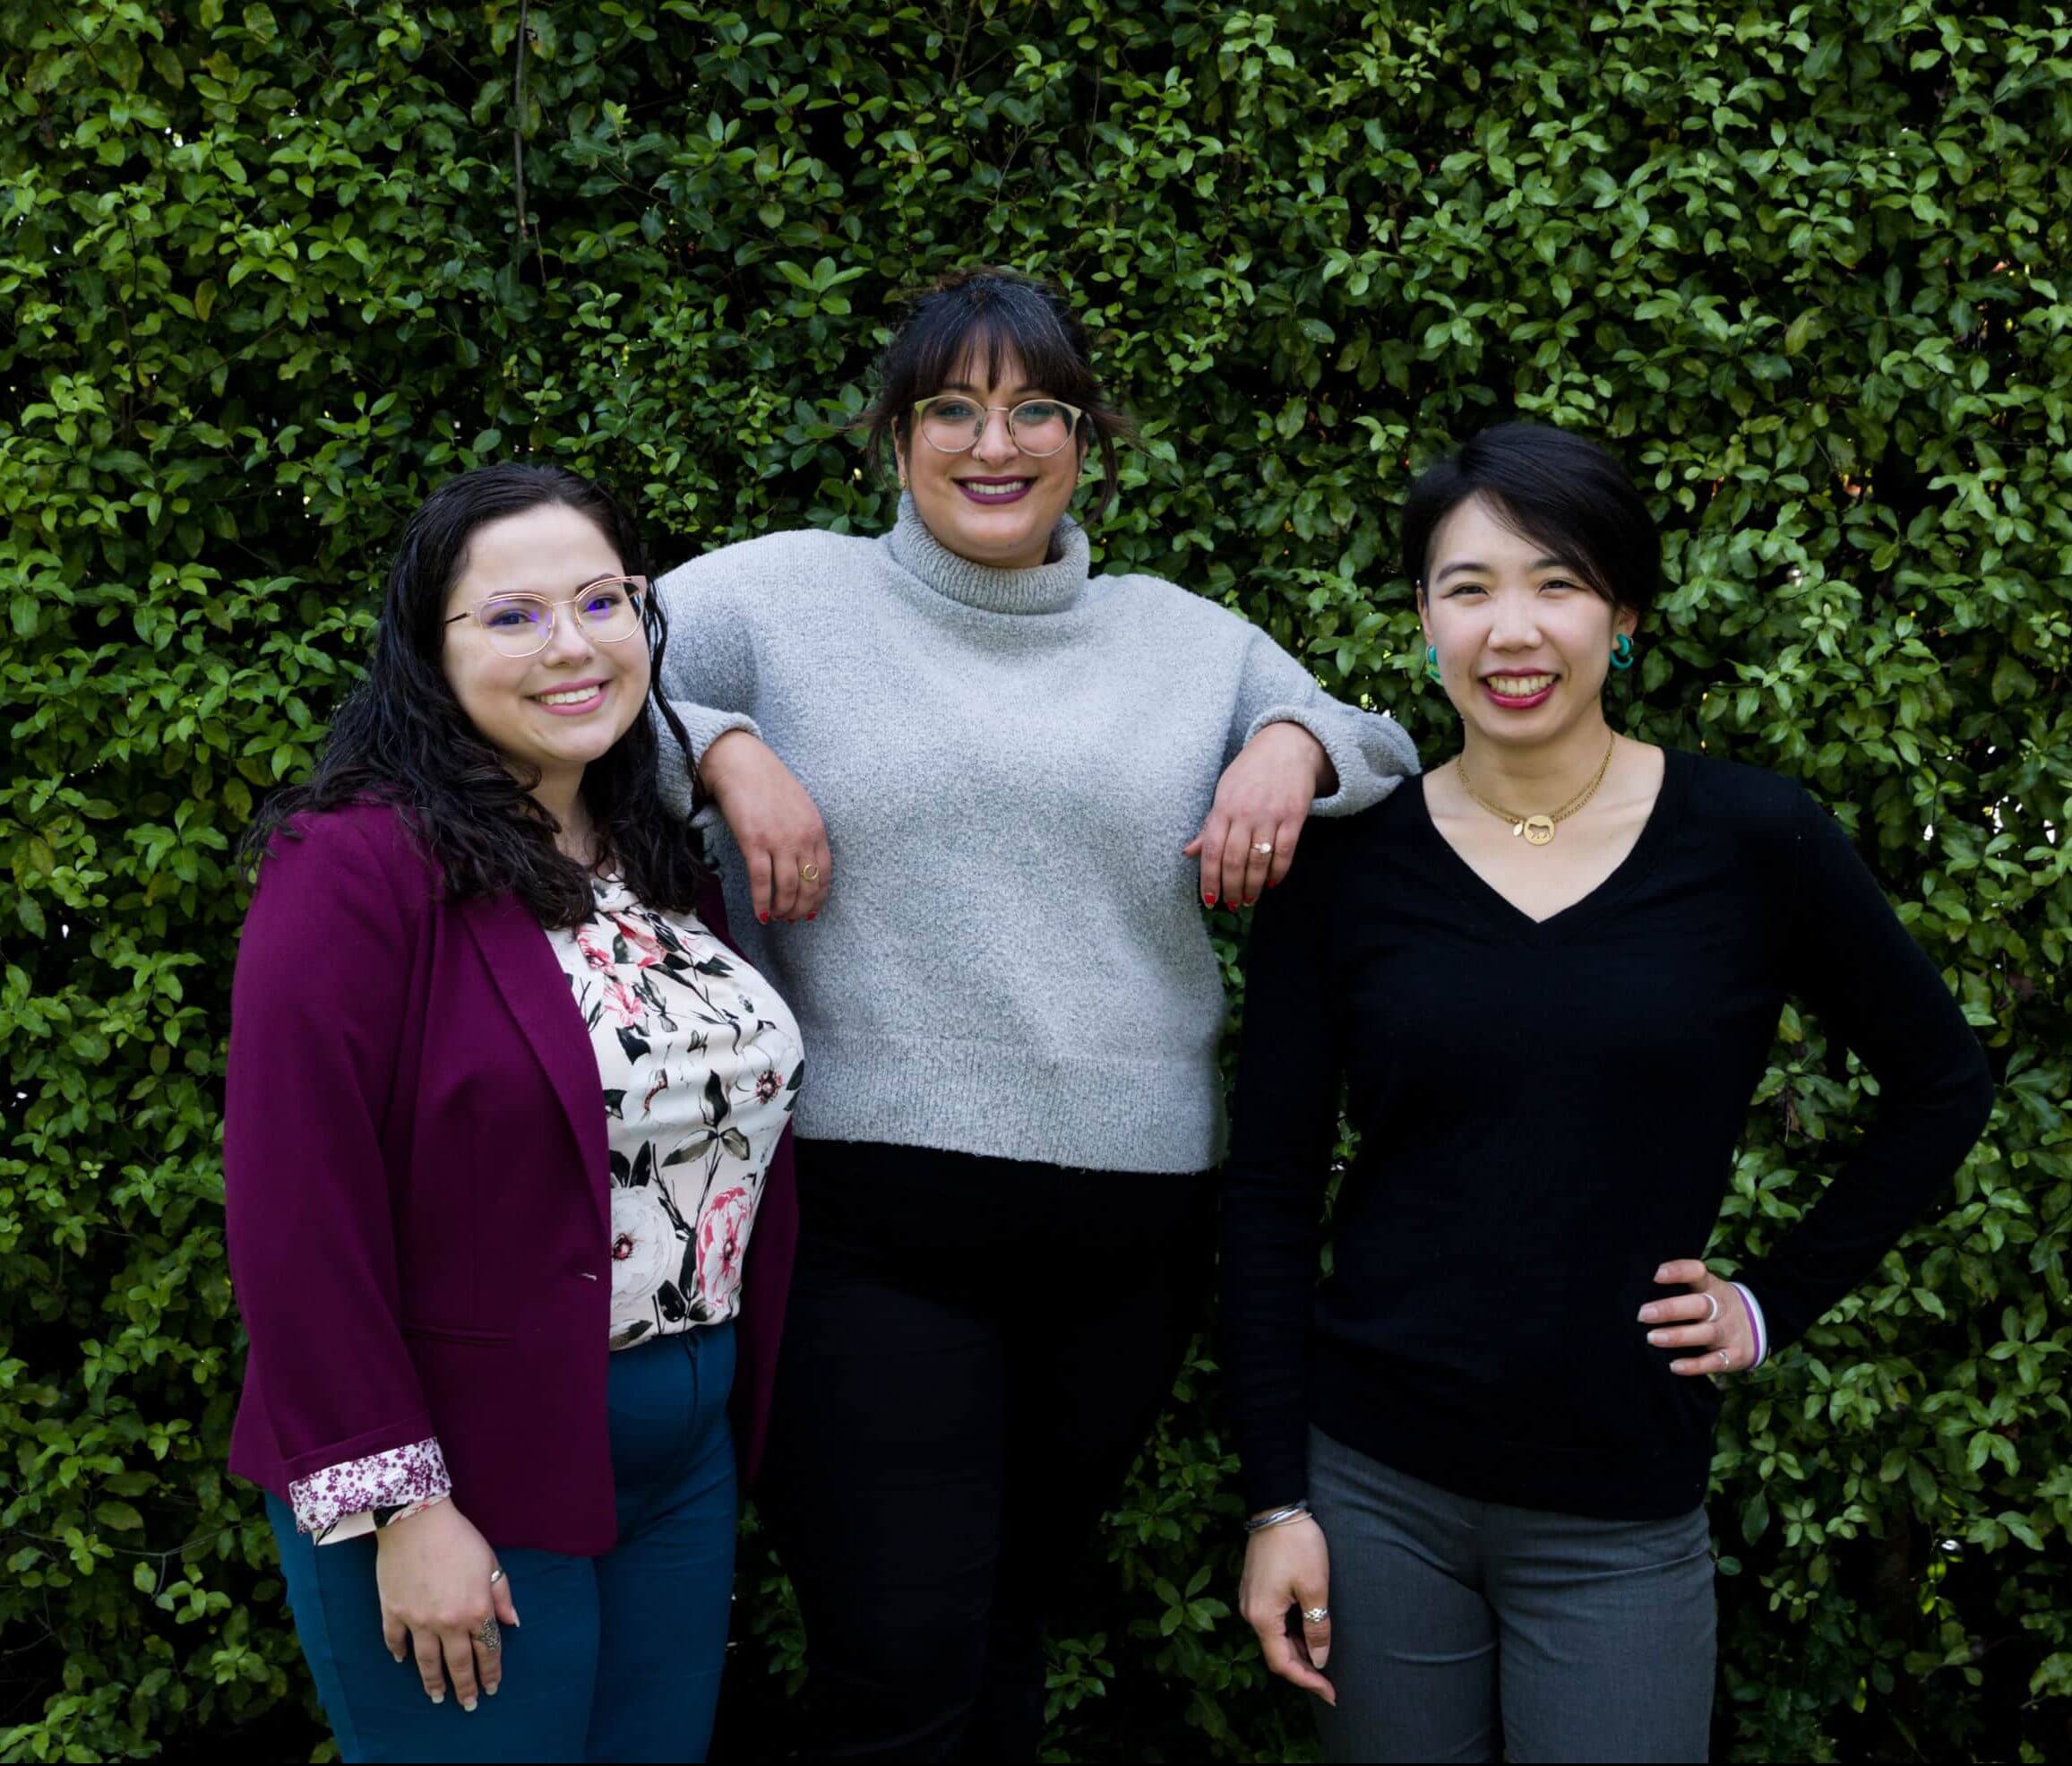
[1308, 1427, 1716, 1763]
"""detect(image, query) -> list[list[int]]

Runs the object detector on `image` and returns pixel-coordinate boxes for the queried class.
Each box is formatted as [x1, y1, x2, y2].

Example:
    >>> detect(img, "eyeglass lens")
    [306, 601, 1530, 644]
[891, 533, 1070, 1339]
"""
[477, 582, 643, 656]
[918, 399, 1076, 457]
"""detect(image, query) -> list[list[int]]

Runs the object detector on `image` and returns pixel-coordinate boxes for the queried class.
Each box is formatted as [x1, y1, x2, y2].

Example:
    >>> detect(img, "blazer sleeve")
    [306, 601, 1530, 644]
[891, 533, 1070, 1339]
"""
[1227, 625, 1420, 816]
[1735, 790, 1996, 1349]
[225, 809, 445, 1516]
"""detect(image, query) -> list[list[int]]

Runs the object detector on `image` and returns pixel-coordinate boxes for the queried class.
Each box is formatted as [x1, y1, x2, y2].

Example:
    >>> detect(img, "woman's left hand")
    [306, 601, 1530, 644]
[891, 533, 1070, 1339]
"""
[1641, 1259, 1758, 1375]
[1185, 722, 1335, 909]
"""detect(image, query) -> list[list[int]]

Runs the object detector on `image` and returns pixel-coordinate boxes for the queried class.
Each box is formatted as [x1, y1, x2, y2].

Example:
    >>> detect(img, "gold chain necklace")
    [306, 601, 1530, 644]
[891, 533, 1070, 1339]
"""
[1455, 735, 1617, 848]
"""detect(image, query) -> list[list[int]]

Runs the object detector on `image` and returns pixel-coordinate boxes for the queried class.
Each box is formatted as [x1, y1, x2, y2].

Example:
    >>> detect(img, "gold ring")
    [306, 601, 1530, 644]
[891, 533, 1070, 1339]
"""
[799, 862, 821, 883]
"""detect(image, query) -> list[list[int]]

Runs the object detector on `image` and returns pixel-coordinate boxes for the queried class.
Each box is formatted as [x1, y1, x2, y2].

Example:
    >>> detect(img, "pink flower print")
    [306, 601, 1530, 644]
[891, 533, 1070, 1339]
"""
[608, 910, 665, 969]
[696, 1185, 755, 1314]
[602, 976, 646, 1028]
[575, 924, 616, 973]
[753, 1069, 782, 1104]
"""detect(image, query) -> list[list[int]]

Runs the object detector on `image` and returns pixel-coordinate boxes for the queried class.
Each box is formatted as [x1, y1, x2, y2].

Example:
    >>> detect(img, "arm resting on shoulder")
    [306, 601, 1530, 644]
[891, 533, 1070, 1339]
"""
[1230, 628, 1419, 816]
[649, 552, 767, 823]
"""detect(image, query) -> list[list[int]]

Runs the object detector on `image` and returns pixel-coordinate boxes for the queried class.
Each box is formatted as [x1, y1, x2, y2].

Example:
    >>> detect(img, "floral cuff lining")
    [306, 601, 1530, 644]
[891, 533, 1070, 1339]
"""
[289, 1437, 452, 1541]
[314, 1492, 449, 1546]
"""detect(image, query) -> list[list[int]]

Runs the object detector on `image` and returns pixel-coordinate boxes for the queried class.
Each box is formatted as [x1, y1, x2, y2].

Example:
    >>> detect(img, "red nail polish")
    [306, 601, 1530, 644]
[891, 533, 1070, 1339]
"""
[1204, 893, 1217, 908]
[1244, 897, 1256, 907]
[758, 913, 769, 924]
[806, 913, 817, 921]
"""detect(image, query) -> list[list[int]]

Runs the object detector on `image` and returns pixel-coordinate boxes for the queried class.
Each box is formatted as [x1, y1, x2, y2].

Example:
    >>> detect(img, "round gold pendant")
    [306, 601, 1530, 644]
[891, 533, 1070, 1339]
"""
[1521, 815, 1556, 847]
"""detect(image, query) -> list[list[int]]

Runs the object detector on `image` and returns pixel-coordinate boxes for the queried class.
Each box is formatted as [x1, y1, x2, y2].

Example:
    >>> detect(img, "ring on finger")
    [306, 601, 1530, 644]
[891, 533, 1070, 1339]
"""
[487, 1567, 505, 1588]
[1252, 840, 1275, 856]
[477, 1616, 502, 1652]
[1716, 1348, 1732, 1369]
[799, 861, 821, 883]
[1701, 1291, 1720, 1323]
[1302, 1606, 1330, 1624]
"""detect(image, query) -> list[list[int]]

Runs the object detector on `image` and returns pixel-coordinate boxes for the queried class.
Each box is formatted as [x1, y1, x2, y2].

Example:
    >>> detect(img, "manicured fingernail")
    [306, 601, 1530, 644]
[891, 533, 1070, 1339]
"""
[1204, 893, 1217, 907]
[1655, 1264, 1670, 1279]
[391, 1652, 405, 1664]
[806, 912, 816, 921]
[758, 913, 769, 924]
[462, 1696, 477, 1713]
[1647, 1331, 1668, 1345]
[429, 1691, 444, 1705]
[486, 1684, 500, 1697]
[1243, 896, 1256, 907]
[1637, 1306, 1655, 1322]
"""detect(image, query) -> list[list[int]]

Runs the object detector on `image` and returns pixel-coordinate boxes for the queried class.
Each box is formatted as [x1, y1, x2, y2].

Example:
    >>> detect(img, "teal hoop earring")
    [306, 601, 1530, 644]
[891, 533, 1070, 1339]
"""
[1424, 644, 1442, 684]
[1611, 633, 1637, 672]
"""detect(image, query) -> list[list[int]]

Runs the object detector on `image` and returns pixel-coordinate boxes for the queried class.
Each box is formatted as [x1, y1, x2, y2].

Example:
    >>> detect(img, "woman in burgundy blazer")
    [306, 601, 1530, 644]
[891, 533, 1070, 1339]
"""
[227, 465, 798, 1764]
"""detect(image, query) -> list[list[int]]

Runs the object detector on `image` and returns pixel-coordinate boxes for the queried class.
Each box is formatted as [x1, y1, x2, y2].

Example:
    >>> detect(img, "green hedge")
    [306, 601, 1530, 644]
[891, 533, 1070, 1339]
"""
[4, 1, 2069, 1758]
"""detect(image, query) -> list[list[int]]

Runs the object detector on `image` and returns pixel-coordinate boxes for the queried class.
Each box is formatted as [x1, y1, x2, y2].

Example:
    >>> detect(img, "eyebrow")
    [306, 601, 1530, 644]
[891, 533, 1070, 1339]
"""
[1432, 555, 1570, 583]
[483, 573, 632, 600]
[937, 381, 1045, 399]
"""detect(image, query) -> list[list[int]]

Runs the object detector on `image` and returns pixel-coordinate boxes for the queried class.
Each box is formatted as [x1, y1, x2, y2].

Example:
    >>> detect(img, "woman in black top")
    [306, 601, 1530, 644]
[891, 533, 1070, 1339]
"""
[1222, 423, 1993, 1762]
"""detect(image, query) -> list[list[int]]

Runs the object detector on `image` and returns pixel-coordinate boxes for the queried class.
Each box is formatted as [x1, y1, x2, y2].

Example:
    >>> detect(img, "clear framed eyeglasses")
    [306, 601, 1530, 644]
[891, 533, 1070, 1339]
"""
[443, 575, 649, 659]
[910, 395, 1085, 458]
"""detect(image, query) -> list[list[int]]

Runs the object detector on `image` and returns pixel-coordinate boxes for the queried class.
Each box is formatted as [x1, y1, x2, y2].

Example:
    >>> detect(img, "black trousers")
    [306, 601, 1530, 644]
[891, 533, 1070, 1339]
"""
[758, 1139, 1212, 1763]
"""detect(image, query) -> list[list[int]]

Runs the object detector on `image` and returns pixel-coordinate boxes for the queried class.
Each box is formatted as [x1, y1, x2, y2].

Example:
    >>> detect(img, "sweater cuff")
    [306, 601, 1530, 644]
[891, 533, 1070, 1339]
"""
[289, 1437, 451, 1538]
[1241, 704, 1417, 816]
[655, 701, 762, 822]
[1731, 1283, 1768, 1368]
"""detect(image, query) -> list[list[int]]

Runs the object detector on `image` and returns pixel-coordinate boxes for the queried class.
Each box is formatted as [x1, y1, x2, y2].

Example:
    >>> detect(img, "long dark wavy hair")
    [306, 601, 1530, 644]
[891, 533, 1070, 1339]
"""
[242, 463, 706, 926]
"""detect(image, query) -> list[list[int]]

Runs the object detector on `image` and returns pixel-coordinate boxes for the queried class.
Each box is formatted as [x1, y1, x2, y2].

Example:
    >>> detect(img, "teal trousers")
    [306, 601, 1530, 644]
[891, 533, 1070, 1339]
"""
[268, 1323, 737, 1763]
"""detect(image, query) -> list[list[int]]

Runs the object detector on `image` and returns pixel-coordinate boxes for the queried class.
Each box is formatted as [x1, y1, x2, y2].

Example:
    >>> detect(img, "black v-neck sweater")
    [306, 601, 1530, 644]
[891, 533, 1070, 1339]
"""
[1220, 748, 1993, 1520]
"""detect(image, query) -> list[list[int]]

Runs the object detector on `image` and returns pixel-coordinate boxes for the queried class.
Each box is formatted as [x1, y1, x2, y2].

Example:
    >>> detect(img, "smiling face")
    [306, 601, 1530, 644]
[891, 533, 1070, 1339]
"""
[896, 345, 1087, 570]
[440, 501, 650, 804]
[1418, 493, 1638, 751]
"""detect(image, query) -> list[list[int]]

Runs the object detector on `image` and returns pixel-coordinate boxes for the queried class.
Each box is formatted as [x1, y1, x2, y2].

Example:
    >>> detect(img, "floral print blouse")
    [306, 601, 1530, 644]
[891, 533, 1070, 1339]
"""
[552, 875, 804, 1348]
[289, 878, 803, 1542]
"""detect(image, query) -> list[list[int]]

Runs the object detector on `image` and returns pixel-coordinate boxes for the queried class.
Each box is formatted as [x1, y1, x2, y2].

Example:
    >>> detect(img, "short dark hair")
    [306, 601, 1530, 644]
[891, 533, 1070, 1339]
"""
[243, 462, 706, 926]
[1401, 422, 1661, 620]
[858, 267, 1131, 513]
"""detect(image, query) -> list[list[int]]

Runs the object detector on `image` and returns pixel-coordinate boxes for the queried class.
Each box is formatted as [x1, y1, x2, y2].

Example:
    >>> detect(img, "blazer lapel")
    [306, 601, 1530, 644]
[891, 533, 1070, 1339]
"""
[461, 892, 610, 1236]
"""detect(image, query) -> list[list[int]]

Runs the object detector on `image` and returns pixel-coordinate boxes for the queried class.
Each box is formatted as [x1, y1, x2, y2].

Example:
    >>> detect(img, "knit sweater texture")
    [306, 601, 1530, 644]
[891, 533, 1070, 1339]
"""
[654, 496, 1419, 1174]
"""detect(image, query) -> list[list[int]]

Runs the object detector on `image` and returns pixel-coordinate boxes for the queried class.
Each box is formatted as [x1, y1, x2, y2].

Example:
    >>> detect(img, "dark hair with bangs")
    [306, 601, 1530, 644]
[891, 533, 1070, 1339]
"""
[859, 267, 1131, 513]
[241, 462, 706, 928]
[1402, 422, 1661, 620]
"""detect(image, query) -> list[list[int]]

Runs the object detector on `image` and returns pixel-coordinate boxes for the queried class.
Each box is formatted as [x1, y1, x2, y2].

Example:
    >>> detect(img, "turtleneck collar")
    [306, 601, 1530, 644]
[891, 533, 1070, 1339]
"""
[883, 492, 1090, 616]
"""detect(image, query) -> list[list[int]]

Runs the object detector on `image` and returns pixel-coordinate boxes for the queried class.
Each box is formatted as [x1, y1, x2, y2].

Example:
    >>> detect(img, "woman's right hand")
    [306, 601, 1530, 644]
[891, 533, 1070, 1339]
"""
[698, 730, 832, 924]
[375, 1502, 520, 1711]
[1239, 1514, 1336, 1703]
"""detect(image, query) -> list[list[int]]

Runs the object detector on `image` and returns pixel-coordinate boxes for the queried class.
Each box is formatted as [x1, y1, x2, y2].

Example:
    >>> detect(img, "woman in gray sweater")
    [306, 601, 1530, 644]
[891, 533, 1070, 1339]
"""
[656, 269, 1416, 1762]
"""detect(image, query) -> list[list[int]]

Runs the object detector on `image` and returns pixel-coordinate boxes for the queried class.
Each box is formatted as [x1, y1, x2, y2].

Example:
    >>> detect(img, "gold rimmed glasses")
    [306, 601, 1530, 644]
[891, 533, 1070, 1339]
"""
[443, 575, 649, 659]
[910, 395, 1085, 458]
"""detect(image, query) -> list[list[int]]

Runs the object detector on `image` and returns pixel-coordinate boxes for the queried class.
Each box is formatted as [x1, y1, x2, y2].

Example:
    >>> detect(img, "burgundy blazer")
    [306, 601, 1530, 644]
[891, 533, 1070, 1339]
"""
[224, 804, 797, 1556]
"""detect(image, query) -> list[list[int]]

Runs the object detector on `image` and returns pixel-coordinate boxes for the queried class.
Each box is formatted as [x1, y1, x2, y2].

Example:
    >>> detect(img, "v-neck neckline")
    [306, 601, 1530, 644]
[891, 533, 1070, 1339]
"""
[1410, 745, 1690, 934]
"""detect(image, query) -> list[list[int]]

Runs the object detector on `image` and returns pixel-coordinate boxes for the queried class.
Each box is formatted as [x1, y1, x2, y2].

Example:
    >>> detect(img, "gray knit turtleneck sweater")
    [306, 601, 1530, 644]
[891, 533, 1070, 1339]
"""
[655, 497, 1418, 1174]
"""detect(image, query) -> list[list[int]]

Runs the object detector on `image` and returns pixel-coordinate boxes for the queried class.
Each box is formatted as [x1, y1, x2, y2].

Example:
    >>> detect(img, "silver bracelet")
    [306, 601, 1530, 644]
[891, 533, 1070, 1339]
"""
[1244, 1502, 1313, 1534]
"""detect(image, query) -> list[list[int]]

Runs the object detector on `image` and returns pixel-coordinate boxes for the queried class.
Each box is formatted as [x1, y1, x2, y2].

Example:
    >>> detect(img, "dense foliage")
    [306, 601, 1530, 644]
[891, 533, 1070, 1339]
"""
[3, 1, 2068, 1758]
